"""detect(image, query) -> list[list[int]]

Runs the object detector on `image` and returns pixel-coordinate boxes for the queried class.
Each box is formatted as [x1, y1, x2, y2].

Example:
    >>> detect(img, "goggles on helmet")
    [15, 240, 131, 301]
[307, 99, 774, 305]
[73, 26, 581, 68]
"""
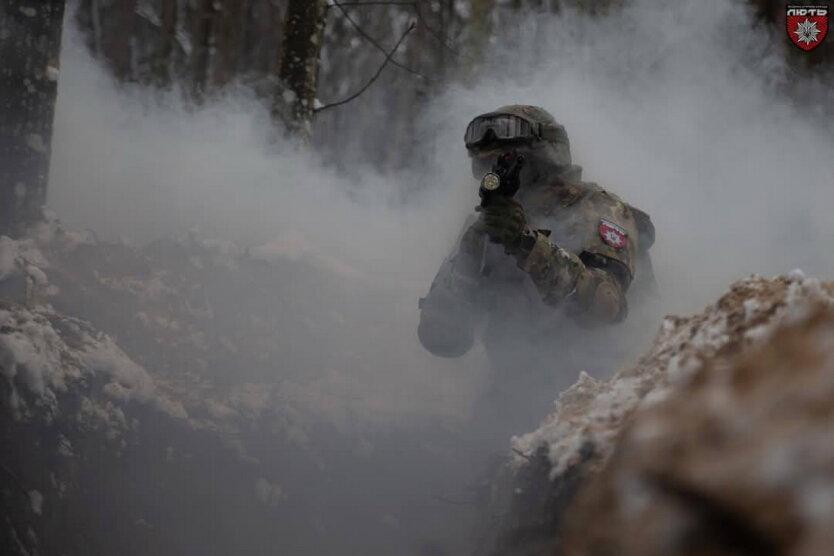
[464, 114, 537, 149]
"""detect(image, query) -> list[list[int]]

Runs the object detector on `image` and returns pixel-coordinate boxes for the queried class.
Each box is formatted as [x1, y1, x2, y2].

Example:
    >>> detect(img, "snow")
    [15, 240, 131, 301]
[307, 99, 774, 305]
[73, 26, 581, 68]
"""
[25, 134, 46, 154]
[0, 234, 50, 283]
[0, 302, 185, 425]
[535, 273, 834, 553]
[742, 297, 761, 321]
[46, 65, 60, 82]
[789, 268, 807, 281]
[511, 272, 834, 478]
[24, 265, 47, 287]
[134, 1, 161, 28]
[0, 307, 67, 402]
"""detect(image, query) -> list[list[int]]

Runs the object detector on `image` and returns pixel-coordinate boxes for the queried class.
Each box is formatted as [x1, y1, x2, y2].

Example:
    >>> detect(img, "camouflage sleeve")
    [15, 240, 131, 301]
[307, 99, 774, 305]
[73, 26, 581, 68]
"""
[515, 231, 627, 326]
[417, 218, 485, 357]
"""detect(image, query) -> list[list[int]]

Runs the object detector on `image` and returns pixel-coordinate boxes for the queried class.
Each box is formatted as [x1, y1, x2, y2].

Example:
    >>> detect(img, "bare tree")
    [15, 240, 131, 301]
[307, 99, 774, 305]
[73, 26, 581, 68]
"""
[0, 0, 66, 237]
[190, 0, 219, 99]
[274, 0, 329, 142]
[71, 1, 452, 159]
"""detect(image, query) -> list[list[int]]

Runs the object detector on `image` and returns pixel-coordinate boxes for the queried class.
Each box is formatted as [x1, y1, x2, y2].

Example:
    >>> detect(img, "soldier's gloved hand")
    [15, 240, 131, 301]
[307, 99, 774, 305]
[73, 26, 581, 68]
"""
[480, 197, 527, 248]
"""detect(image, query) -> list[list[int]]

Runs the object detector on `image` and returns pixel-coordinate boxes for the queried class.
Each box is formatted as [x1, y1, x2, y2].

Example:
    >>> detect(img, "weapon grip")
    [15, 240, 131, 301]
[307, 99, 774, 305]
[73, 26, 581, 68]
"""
[479, 150, 525, 207]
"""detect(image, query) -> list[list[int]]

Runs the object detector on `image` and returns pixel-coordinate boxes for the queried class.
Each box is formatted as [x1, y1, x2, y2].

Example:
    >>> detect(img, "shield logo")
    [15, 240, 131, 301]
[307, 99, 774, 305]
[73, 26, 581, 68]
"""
[599, 219, 628, 249]
[786, 5, 829, 51]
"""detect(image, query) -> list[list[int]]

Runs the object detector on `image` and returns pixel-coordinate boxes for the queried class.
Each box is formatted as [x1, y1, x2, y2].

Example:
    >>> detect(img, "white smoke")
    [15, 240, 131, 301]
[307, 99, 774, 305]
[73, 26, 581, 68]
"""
[431, 0, 834, 316]
[48, 0, 834, 441]
[49, 27, 473, 285]
[44, 1, 834, 550]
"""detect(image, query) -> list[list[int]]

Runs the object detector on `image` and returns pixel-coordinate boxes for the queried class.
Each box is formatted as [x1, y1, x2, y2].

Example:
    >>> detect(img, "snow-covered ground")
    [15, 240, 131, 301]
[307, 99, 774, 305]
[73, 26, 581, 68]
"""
[490, 272, 834, 554]
[0, 217, 491, 555]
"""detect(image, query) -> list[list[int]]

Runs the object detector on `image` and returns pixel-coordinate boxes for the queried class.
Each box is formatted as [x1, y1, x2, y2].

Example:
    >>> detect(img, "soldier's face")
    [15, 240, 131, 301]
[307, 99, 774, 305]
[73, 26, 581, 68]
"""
[468, 144, 534, 179]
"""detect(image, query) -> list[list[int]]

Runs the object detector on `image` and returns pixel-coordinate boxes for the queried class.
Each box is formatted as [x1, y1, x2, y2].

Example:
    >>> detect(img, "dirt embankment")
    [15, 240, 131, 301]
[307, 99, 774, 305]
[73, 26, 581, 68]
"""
[490, 272, 834, 555]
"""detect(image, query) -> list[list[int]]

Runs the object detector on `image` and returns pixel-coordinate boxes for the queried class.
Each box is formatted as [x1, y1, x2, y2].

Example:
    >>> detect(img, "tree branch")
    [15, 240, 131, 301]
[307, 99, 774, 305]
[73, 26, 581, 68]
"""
[314, 21, 416, 113]
[410, 1, 460, 57]
[331, 1, 430, 81]
[330, 1, 461, 58]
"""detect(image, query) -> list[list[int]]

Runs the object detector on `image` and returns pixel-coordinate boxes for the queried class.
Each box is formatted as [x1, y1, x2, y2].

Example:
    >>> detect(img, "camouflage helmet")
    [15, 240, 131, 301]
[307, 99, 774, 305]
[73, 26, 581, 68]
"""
[465, 105, 572, 168]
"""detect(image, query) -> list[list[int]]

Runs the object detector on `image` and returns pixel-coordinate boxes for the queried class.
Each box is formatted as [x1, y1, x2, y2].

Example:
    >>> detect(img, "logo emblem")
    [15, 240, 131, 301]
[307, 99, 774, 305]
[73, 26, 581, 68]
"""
[787, 5, 828, 51]
[599, 219, 628, 249]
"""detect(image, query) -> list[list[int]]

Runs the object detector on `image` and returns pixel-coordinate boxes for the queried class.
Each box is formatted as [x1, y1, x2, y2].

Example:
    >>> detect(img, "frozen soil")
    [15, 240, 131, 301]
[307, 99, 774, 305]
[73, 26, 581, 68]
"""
[0, 218, 487, 556]
[487, 272, 834, 554]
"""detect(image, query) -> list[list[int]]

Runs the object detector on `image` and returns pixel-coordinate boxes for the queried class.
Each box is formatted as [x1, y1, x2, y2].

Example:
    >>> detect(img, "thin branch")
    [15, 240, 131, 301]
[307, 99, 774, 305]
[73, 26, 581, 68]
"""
[314, 21, 416, 113]
[410, 1, 460, 57]
[332, 1, 430, 81]
[331, 1, 461, 58]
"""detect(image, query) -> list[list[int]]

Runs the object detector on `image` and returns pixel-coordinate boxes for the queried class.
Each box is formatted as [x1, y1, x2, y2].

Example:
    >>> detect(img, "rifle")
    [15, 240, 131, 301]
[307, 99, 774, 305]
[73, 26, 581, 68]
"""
[476, 151, 526, 272]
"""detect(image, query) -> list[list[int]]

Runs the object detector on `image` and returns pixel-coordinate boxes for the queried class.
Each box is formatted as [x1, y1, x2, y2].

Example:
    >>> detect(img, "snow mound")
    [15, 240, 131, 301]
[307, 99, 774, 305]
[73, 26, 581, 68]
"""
[563, 289, 834, 555]
[484, 273, 834, 555]
[0, 300, 186, 425]
[512, 272, 834, 477]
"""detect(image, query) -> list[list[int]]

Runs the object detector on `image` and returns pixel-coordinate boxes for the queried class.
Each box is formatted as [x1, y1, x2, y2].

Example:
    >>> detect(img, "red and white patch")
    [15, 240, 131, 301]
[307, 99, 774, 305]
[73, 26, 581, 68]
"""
[787, 5, 828, 52]
[599, 219, 628, 249]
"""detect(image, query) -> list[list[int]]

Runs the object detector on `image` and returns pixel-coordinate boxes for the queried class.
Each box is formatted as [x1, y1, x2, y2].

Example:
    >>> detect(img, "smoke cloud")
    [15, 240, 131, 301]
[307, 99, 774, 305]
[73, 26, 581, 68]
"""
[45, 0, 834, 552]
[51, 1, 834, 317]
[432, 0, 834, 316]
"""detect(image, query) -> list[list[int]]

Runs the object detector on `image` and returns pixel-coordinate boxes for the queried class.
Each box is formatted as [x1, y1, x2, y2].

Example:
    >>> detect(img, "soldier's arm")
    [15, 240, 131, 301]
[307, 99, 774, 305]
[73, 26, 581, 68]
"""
[512, 231, 629, 326]
[511, 189, 651, 326]
[418, 217, 485, 357]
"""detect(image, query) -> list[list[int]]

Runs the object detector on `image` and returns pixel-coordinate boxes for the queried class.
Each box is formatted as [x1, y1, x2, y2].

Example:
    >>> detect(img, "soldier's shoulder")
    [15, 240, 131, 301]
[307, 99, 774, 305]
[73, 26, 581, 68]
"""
[581, 184, 655, 250]
[534, 175, 598, 208]
[583, 181, 624, 205]
[569, 180, 628, 217]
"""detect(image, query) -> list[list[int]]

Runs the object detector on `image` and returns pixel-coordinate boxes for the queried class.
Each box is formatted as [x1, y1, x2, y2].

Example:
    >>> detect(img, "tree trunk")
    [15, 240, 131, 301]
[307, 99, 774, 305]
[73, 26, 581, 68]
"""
[274, 0, 328, 143]
[0, 0, 66, 238]
[463, 0, 495, 82]
[210, 0, 247, 87]
[190, 0, 218, 101]
[150, 0, 178, 88]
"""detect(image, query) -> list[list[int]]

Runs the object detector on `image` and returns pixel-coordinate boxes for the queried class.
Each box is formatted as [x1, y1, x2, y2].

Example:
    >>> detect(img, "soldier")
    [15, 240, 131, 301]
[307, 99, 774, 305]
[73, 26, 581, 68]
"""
[418, 105, 656, 426]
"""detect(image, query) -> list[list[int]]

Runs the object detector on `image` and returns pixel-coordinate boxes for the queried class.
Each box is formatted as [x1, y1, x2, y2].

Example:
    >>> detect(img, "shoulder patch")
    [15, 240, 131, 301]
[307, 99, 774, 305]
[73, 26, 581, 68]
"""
[599, 219, 628, 249]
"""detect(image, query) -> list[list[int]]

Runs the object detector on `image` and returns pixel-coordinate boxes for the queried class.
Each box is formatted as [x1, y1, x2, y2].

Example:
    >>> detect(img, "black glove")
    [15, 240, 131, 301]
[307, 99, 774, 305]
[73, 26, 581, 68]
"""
[480, 196, 527, 248]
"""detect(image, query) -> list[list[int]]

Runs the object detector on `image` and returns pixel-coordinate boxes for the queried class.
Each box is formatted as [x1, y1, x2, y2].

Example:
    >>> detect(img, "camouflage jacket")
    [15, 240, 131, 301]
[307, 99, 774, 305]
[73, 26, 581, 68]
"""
[418, 168, 655, 357]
